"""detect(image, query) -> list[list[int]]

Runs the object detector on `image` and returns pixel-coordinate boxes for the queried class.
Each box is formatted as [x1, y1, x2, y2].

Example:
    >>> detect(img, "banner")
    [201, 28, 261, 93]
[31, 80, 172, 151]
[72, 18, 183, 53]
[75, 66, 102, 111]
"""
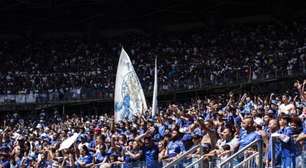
[152, 57, 158, 117]
[114, 48, 147, 122]
[59, 133, 80, 151]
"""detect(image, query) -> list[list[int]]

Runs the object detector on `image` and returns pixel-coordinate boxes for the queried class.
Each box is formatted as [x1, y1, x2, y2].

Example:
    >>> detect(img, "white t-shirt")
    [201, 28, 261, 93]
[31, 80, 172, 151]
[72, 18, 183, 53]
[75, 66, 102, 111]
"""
[278, 103, 295, 115]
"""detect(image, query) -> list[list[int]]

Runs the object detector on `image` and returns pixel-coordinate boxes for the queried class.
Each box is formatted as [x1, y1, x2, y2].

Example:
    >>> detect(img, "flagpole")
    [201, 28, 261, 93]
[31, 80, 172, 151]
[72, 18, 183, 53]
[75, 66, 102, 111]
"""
[152, 57, 158, 118]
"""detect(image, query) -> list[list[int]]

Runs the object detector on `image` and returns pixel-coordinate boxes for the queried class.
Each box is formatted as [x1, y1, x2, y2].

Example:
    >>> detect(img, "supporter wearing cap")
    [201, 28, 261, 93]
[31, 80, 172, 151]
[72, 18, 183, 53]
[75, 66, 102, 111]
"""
[191, 131, 203, 145]
[254, 117, 269, 147]
[263, 113, 273, 133]
[270, 102, 278, 117]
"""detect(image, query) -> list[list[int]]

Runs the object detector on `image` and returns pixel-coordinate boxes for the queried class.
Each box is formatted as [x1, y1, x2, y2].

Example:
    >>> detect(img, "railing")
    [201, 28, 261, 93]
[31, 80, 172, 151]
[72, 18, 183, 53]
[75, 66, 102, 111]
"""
[185, 155, 206, 168]
[185, 153, 225, 168]
[95, 161, 147, 168]
[0, 88, 109, 105]
[270, 135, 306, 168]
[219, 139, 263, 168]
[163, 144, 203, 168]
[300, 150, 306, 168]
[0, 69, 305, 106]
[233, 152, 259, 168]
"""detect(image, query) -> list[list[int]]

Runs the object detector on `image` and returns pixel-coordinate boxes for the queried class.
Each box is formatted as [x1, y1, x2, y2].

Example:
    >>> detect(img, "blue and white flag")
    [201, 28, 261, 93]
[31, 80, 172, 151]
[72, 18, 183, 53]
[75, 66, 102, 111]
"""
[152, 57, 158, 117]
[114, 48, 147, 122]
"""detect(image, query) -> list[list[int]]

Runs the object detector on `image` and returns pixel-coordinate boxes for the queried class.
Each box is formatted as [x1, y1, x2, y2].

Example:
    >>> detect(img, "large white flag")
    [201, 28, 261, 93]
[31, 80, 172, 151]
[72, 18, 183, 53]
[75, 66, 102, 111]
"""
[152, 57, 158, 117]
[114, 48, 147, 122]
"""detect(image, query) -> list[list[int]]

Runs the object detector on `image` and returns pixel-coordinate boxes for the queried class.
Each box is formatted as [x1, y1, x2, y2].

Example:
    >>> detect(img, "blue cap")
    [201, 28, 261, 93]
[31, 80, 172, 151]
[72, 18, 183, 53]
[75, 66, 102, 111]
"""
[182, 133, 192, 141]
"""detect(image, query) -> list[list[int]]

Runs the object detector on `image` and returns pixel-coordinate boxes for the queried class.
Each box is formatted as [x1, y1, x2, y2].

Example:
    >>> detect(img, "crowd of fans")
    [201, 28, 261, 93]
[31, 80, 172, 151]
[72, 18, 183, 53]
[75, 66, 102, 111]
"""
[0, 79, 305, 168]
[0, 19, 306, 167]
[0, 21, 306, 100]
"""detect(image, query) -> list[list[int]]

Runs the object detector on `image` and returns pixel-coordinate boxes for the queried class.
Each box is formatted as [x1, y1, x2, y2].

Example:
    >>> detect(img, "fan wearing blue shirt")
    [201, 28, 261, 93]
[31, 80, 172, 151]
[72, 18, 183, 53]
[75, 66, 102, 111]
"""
[166, 128, 185, 158]
[0, 158, 9, 168]
[278, 115, 299, 168]
[135, 127, 160, 168]
[239, 117, 262, 150]
[142, 137, 159, 168]
[0, 146, 10, 168]
[77, 146, 93, 168]
[266, 119, 282, 168]
[241, 96, 254, 116]
[279, 115, 301, 168]
[94, 144, 108, 164]
[124, 140, 143, 168]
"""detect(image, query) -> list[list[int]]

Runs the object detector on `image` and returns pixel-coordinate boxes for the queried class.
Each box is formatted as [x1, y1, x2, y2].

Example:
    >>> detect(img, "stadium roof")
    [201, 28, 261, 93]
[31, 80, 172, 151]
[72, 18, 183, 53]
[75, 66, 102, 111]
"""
[0, 0, 305, 33]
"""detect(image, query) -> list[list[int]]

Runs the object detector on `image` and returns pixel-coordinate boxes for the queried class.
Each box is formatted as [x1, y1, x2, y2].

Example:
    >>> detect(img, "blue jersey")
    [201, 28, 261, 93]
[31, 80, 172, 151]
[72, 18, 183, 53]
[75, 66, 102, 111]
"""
[77, 154, 93, 168]
[204, 112, 214, 121]
[143, 145, 159, 168]
[0, 159, 10, 168]
[167, 140, 186, 157]
[266, 130, 282, 166]
[95, 152, 108, 163]
[279, 127, 296, 157]
[158, 125, 166, 137]
[241, 101, 254, 114]
[279, 127, 298, 168]
[303, 120, 306, 134]
[37, 160, 52, 168]
[239, 131, 261, 149]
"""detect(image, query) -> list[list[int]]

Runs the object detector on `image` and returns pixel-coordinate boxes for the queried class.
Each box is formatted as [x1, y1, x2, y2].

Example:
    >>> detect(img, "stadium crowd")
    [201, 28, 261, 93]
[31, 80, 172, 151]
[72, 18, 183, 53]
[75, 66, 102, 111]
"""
[0, 21, 306, 100]
[0, 79, 305, 168]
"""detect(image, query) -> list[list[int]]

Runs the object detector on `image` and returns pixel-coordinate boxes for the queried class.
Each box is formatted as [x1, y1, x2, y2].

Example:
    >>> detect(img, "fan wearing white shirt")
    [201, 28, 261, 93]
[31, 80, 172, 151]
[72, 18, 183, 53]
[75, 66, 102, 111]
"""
[278, 95, 296, 115]
[204, 128, 239, 162]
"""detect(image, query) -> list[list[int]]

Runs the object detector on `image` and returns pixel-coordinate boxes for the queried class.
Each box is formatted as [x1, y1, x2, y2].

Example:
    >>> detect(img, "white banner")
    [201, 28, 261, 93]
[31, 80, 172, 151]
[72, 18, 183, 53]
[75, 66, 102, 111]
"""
[59, 133, 80, 151]
[114, 48, 147, 122]
[152, 57, 158, 117]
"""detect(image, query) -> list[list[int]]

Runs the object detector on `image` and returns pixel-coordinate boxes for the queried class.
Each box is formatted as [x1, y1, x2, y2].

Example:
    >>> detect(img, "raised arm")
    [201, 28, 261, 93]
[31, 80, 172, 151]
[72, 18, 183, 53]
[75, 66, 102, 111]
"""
[135, 127, 155, 141]
[238, 93, 247, 107]
[126, 150, 143, 160]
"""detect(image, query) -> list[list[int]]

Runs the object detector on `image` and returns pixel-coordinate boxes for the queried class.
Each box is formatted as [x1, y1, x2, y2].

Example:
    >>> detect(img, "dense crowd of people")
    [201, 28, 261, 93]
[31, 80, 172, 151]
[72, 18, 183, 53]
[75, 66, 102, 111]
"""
[0, 79, 305, 168]
[0, 18, 305, 168]
[0, 21, 306, 102]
